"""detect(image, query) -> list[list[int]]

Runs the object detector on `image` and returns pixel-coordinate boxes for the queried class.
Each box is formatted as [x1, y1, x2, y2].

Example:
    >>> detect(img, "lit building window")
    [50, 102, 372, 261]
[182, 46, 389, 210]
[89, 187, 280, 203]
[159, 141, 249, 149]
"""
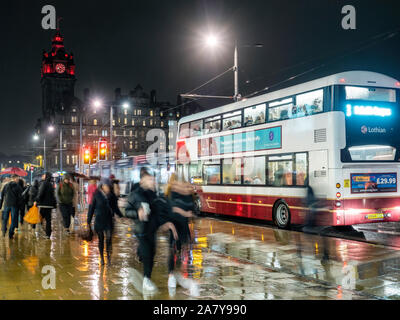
[138, 109, 142, 116]
[150, 119, 153, 126]
[150, 110, 154, 117]
[124, 118, 127, 125]
[133, 110, 136, 116]
[168, 145, 173, 151]
[161, 121, 164, 127]
[124, 109, 128, 115]
[94, 119, 97, 125]
[72, 129, 76, 136]
[123, 130, 126, 137]
[72, 116, 78, 123]
[113, 120, 116, 126]
[129, 141, 133, 149]
[160, 112, 164, 117]
[55, 156, 58, 165]
[135, 141, 138, 149]
[66, 155, 70, 165]
[143, 120, 146, 126]
[113, 130, 116, 137]
[177, 112, 180, 118]
[132, 119, 135, 126]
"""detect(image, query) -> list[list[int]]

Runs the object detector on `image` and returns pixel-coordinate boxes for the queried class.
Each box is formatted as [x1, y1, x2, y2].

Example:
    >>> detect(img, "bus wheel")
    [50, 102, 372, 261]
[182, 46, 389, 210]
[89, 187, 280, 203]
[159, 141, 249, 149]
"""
[273, 200, 291, 229]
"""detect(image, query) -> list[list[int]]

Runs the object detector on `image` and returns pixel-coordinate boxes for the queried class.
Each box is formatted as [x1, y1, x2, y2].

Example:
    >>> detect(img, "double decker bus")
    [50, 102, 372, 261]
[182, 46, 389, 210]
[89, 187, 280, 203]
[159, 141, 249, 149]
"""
[176, 71, 400, 228]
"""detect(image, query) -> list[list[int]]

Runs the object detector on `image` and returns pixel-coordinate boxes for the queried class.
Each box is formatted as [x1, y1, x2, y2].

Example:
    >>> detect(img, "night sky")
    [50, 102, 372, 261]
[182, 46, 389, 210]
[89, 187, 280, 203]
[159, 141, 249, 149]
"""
[1, 0, 400, 156]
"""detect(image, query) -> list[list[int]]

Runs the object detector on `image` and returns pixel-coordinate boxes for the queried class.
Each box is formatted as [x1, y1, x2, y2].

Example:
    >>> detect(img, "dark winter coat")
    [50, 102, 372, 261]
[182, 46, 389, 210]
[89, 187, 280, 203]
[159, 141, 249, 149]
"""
[57, 182, 74, 205]
[28, 183, 39, 207]
[36, 176, 57, 208]
[87, 189, 123, 232]
[0, 181, 23, 208]
[126, 185, 179, 237]
[168, 191, 193, 244]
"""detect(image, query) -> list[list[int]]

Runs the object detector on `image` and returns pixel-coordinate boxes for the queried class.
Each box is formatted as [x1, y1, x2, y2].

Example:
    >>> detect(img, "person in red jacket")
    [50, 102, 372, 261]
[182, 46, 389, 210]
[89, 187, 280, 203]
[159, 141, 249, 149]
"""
[87, 178, 98, 206]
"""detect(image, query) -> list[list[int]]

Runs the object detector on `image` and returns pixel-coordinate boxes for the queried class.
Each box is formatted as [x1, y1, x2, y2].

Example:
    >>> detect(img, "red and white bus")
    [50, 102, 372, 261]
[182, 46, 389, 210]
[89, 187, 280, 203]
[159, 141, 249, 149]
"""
[176, 71, 400, 228]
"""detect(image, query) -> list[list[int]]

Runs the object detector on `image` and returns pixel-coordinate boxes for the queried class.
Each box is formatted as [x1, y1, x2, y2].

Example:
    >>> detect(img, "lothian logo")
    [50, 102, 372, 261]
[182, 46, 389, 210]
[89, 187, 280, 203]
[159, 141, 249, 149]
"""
[361, 125, 368, 134]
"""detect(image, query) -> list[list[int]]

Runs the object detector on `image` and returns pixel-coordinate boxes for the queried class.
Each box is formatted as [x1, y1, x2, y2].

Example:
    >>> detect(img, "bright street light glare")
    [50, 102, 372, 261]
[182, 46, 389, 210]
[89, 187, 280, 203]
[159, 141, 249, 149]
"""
[205, 35, 218, 47]
[93, 99, 102, 108]
[48, 125, 55, 132]
[33, 134, 39, 141]
[122, 103, 129, 109]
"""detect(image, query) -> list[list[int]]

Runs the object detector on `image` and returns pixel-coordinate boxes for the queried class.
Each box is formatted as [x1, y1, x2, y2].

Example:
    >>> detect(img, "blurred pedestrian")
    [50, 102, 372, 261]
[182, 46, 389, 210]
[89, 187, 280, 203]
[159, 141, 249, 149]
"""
[0, 174, 23, 239]
[165, 175, 196, 292]
[87, 178, 98, 206]
[34, 172, 57, 239]
[87, 178, 123, 266]
[27, 180, 39, 233]
[303, 185, 317, 228]
[125, 169, 178, 295]
[71, 176, 79, 221]
[57, 175, 75, 234]
[17, 178, 27, 228]
[109, 174, 120, 198]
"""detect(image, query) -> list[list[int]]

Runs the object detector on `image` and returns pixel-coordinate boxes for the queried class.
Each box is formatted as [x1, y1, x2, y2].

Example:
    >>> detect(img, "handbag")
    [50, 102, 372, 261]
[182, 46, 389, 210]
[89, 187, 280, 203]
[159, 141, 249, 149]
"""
[77, 213, 93, 242]
[24, 205, 41, 224]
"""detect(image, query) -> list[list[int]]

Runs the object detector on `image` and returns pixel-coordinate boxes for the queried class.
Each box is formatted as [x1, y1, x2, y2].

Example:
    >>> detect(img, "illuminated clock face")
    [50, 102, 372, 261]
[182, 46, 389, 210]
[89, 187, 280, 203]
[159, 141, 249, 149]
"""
[55, 63, 66, 74]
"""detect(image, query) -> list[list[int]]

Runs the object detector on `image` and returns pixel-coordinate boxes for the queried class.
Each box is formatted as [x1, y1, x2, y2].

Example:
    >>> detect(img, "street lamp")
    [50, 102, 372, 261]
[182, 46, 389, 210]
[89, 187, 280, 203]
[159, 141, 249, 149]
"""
[92, 99, 130, 162]
[33, 125, 54, 172]
[201, 34, 263, 102]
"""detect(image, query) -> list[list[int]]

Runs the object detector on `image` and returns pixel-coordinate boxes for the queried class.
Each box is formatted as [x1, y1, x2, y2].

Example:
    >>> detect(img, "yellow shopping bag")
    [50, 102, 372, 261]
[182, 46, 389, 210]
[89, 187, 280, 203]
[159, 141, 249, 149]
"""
[8, 214, 11, 226]
[24, 205, 41, 225]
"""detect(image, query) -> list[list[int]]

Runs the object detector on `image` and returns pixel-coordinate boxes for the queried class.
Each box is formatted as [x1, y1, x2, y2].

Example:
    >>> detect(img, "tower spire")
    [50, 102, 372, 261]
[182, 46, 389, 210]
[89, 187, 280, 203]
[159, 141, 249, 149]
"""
[57, 17, 63, 31]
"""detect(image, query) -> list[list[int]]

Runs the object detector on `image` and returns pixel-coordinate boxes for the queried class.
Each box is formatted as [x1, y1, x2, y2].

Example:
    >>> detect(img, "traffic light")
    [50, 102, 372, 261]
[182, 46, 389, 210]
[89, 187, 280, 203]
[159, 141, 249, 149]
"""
[99, 139, 107, 161]
[83, 147, 91, 164]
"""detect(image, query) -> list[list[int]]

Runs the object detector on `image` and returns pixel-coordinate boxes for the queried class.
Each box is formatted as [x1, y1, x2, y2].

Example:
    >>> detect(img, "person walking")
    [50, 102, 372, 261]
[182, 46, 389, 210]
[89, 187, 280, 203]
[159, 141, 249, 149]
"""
[0, 174, 23, 239]
[34, 172, 57, 239]
[165, 175, 198, 295]
[125, 170, 178, 295]
[87, 178, 98, 207]
[17, 178, 27, 228]
[27, 180, 39, 232]
[109, 174, 120, 198]
[87, 178, 123, 266]
[57, 175, 75, 234]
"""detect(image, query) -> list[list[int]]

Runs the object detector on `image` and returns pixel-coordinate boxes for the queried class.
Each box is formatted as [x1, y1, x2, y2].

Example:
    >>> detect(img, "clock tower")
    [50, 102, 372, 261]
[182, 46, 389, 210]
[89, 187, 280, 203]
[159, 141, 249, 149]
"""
[41, 30, 76, 120]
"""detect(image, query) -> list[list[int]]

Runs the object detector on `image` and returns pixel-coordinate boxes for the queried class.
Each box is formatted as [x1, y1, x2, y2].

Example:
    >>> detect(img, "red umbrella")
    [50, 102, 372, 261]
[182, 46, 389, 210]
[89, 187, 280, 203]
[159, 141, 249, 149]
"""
[0, 167, 28, 177]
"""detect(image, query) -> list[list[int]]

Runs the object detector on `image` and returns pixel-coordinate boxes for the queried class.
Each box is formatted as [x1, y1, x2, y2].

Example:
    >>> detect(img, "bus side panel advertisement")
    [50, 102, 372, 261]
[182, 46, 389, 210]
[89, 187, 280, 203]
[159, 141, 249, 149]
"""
[350, 173, 397, 194]
[199, 126, 282, 156]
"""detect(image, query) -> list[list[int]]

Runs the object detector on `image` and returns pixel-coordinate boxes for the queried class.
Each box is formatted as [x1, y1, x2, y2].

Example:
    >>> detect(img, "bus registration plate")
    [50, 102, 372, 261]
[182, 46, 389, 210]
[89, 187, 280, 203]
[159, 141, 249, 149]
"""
[367, 213, 384, 220]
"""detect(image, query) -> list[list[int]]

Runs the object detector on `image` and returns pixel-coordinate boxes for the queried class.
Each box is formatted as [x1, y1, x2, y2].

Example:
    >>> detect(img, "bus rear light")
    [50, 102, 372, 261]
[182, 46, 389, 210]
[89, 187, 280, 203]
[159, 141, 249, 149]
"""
[339, 78, 346, 83]
[336, 192, 341, 198]
[396, 82, 400, 87]
[336, 183, 341, 188]
[335, 201, 342, 207]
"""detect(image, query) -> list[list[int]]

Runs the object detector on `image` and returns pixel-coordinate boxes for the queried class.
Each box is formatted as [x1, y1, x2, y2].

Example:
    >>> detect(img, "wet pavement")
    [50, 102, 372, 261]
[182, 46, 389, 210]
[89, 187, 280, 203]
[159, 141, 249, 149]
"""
[1, 210, 400, 300]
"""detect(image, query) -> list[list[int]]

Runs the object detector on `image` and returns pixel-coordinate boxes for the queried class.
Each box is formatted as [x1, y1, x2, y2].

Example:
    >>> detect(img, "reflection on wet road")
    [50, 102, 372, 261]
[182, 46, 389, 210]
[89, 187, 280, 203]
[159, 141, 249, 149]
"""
[1, 210, 400, 300]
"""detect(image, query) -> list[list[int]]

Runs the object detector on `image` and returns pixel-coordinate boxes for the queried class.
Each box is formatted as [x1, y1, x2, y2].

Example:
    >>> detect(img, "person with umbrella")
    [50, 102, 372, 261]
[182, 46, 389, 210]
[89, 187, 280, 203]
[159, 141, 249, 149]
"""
[0, 174, 23, 239]
[57, 175, 75, 234]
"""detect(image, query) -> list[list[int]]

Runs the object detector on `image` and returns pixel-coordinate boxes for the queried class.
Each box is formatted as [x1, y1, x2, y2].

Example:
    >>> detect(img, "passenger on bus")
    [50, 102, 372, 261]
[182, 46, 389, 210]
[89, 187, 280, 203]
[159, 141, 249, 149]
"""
[253, 175, 263, 185]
